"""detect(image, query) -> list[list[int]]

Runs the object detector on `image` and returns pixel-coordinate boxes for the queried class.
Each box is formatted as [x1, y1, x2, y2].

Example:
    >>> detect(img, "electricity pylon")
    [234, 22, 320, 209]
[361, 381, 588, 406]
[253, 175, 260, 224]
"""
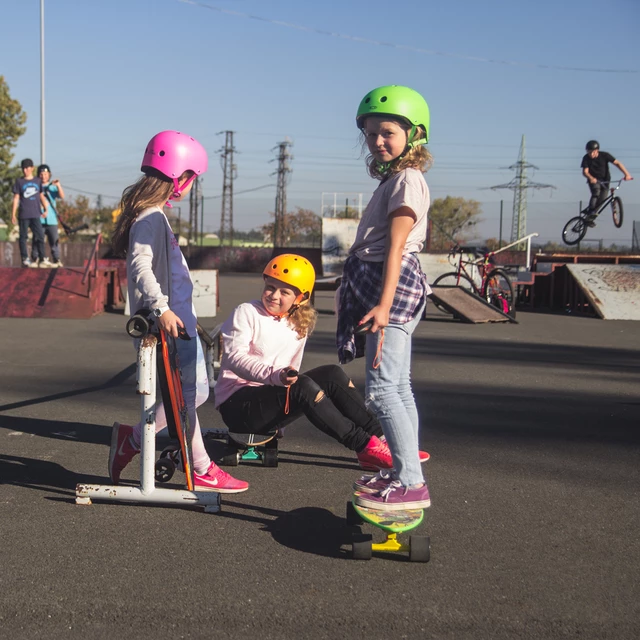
[490, 135, 555, 242]
[271, 138, 293, 247]
[218, 131, 236, 246]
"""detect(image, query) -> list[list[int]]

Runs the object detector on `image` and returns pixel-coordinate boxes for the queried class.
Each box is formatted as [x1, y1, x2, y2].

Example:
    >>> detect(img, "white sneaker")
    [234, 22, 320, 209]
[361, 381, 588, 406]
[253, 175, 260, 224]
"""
[39, 258, 53, 268]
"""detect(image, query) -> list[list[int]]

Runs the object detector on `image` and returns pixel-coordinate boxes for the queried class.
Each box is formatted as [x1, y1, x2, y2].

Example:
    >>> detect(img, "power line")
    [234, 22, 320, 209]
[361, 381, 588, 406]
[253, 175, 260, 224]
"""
[178, 0, 638, 74]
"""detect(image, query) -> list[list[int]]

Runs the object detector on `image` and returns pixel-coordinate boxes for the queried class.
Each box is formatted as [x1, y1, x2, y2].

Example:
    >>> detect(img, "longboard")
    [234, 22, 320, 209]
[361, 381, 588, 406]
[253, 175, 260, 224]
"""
[347, 493, 430, 562]
[156, 329, 195, 491]
[222, 430, 278, 467]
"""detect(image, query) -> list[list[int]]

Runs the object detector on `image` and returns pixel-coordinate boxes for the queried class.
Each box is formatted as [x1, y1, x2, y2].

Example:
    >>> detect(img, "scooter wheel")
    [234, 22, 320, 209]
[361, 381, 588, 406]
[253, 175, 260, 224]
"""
[155, 457, 176, 483]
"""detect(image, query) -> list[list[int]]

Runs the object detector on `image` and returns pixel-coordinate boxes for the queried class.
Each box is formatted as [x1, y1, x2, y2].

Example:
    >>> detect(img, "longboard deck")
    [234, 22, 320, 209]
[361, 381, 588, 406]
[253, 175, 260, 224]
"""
[228, 431, 277, 448]
[352, 493, 423, 533]
[157, 330, 195, 491]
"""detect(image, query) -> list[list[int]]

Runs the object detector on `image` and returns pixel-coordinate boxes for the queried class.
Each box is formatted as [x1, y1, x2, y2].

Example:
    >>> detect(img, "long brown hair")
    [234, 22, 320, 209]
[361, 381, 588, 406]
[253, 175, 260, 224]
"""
[361, 121, 433, 181]
[111, 168, 192, 257]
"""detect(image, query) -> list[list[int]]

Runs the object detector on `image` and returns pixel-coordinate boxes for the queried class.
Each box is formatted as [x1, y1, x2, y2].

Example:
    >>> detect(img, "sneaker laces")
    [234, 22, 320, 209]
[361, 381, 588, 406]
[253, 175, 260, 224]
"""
[379, 479, 403, 501]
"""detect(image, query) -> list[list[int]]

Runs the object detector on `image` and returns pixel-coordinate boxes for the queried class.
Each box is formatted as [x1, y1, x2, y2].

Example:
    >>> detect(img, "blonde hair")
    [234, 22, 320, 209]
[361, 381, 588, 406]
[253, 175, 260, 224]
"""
[287, 303, 317, 339]
[360, 121, 433, 181]
[111, 169, 192, 257]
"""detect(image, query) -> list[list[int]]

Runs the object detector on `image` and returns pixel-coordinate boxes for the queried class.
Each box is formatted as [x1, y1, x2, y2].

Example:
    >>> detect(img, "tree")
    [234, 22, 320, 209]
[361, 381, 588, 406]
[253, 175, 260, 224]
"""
[58, 195, 93, 242]
[0, 76, 27, 226]
[261, 207, 322, 247]
[428, 196, 482, 251]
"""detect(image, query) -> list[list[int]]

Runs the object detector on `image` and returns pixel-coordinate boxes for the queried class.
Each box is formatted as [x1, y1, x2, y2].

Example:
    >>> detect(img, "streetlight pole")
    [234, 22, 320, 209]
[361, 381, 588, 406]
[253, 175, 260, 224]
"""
[40, 0, 45, 164]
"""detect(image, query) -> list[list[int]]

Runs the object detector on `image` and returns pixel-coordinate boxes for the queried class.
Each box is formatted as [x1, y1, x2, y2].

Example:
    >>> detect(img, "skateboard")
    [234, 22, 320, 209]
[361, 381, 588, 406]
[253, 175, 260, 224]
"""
[215, 430, 279, 467]
[155, 328, 195, 491]
[346, 493, 430, 562]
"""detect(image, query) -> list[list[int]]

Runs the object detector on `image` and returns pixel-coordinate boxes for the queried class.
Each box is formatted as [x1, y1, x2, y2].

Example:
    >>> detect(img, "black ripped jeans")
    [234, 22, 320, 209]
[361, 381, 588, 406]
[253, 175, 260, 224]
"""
[218, 364, 383, 452]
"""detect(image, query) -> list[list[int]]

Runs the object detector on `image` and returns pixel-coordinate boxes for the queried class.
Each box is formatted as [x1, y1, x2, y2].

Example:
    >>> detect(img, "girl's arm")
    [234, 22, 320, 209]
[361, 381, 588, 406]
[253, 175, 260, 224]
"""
[222, 305, 291, 386]
[129, 218, 185, 337]
[362, 206, 415, 332]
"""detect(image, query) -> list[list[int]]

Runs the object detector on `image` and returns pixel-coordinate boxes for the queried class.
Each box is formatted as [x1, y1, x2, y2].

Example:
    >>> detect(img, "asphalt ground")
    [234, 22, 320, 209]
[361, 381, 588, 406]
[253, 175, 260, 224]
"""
[1, 273, 639, 639]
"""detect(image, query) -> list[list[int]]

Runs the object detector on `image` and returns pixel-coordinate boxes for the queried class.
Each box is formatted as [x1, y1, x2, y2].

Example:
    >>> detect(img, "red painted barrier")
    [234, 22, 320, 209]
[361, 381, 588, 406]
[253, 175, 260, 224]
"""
[0, 267, 123, 318]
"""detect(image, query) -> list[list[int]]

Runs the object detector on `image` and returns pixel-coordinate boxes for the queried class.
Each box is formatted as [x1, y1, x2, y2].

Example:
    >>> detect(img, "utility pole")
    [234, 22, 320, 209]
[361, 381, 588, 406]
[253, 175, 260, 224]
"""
[40, 0, 45, 164]
[218, 131, 236, 246]
[489, 135, 555, 242]
[271, 138, 293, 247]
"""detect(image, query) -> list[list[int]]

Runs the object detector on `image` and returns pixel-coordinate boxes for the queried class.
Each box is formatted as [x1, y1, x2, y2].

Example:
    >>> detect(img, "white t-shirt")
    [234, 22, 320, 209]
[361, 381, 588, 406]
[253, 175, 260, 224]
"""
[349, 168, 430, 262]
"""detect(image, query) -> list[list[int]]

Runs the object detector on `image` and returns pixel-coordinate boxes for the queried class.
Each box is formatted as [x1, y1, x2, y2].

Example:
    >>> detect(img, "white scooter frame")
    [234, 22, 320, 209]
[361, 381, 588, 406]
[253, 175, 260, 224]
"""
[75, 333, 220, 513]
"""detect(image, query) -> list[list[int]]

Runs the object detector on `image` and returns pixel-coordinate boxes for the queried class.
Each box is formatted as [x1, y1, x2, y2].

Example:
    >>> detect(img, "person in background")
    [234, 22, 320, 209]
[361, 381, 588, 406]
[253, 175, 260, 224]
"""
[33, 164, 65, 267]
[11, 158, 48, 268]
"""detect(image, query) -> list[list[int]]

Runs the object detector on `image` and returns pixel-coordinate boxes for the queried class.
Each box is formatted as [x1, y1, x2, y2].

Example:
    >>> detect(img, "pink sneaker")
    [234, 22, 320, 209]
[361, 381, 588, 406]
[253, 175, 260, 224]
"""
[108, 422, 139, 484]
[356, 435, 393, 471]
[194, 462, 249, 493]
[380, 436, 430, 464]
[353, 469, 393, 494]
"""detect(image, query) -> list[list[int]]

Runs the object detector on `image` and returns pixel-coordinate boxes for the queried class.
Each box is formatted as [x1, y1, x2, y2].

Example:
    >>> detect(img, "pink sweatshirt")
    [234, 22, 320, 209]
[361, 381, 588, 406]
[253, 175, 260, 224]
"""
[213, 300, 306, 407]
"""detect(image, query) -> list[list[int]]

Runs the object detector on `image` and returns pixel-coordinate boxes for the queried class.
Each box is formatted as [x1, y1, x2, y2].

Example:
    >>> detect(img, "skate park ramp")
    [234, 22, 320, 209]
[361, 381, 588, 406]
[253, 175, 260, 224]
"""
[0, 266, 123, 318]
[566, 264, 640, 320]
[429, 286, 517, 323]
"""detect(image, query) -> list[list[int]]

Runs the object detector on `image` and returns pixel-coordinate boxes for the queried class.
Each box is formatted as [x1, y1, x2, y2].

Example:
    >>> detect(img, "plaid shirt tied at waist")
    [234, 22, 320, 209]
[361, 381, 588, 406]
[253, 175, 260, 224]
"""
[336, 253, 430, 364]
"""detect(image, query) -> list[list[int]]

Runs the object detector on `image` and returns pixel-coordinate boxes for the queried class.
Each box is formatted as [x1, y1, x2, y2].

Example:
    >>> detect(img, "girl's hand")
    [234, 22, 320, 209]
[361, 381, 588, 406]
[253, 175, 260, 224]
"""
[360, 305, 390, 334]
[157, 309, 184, 338]
[279, 367, 299, 385]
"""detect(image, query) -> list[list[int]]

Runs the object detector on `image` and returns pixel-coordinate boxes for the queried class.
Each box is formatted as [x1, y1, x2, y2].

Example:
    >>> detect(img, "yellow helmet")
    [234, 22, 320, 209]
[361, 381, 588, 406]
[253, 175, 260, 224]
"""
[263, 254, 316, 305]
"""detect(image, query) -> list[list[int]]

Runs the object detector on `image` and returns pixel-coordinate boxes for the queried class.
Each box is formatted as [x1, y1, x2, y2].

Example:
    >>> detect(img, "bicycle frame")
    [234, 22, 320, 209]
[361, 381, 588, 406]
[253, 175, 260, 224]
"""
[585, 179, 623, 219]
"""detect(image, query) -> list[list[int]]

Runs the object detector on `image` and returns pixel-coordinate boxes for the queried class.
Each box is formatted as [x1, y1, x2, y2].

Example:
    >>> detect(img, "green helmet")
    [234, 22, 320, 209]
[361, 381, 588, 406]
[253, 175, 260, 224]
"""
[356, 85, 430, 146]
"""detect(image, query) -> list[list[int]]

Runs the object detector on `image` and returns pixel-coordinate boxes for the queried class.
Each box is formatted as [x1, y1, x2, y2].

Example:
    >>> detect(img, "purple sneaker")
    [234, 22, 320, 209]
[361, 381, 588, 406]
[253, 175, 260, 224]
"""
[353, 469, 393, 494]
[354, 480, 431, 511]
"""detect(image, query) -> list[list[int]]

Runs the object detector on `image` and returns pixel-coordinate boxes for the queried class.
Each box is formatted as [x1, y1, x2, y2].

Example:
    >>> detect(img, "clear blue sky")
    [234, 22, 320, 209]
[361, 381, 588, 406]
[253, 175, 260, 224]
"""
[2, 0, 639, 246]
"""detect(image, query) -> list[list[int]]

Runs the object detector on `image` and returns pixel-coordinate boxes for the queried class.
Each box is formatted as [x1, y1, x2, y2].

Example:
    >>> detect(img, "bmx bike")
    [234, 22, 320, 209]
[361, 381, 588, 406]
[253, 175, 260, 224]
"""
[562, 179, 625, 246]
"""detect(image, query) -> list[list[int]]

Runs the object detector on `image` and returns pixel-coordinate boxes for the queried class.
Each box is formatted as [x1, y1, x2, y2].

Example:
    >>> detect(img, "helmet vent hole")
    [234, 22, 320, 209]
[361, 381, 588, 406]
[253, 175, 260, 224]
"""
[159, 150, 165, 157]
[283, 269, 289, 274]
[365, 97, 370, 104]
[380, 96, 387, 103]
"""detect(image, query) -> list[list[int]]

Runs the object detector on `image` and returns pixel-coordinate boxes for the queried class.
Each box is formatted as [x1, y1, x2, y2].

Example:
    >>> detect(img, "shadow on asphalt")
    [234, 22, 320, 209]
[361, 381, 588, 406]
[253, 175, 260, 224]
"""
[221, 500, 351, 559]
[0, 453, 103, 496]
[0, 363, 136, 413]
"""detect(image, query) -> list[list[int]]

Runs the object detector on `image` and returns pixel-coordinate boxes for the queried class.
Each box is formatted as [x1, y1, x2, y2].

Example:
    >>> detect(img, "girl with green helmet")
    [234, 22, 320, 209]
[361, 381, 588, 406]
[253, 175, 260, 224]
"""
[338, 85, 432, 512]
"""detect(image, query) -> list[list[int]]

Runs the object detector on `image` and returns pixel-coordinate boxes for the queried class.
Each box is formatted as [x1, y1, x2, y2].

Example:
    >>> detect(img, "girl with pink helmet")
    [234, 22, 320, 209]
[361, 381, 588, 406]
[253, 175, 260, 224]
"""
[109, 130, 249, 493]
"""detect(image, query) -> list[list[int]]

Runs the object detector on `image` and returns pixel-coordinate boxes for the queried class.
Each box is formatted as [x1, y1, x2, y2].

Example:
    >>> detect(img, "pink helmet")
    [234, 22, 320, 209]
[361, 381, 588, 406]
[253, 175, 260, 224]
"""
[141, 130, 208, 200]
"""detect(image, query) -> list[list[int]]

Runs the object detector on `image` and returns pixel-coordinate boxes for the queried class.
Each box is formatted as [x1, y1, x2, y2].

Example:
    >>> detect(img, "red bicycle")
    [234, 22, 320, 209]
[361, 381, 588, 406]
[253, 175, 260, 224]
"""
[431, 244, 515, 318]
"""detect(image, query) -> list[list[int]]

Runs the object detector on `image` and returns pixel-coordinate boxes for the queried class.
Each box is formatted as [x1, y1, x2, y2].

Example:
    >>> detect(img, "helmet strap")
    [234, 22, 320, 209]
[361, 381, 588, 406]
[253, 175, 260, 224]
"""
[169, 174, 197, 201]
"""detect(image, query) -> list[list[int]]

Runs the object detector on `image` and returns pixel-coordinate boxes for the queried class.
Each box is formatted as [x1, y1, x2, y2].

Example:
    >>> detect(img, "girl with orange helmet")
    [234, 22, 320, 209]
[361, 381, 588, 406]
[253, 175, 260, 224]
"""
[214, 254, 398, 470]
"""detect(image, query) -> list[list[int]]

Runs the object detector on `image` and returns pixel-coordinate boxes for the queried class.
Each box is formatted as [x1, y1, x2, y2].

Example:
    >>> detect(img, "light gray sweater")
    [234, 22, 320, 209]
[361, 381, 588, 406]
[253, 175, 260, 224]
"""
[127, 207, 173, 316]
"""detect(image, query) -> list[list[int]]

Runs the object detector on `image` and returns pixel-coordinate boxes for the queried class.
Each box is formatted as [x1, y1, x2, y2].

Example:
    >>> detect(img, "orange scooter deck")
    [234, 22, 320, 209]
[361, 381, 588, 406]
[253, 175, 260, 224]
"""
[157, 329, 195, 491]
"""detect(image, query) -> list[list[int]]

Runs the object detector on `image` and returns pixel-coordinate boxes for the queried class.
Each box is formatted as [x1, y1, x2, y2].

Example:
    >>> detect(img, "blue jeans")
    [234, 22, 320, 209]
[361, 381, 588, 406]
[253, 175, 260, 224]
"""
[364, 303, 425, 486]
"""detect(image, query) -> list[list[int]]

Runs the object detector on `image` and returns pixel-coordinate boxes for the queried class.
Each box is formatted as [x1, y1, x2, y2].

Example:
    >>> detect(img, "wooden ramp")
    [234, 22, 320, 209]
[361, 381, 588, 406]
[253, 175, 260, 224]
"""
[0, 266, 123, 319]
[565, 264, 640, 320]
[429, 286, 517, 324]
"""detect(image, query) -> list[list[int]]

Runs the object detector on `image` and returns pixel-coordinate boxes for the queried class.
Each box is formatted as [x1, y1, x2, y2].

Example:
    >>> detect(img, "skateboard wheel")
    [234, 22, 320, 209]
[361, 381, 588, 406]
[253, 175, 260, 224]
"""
[409, 535, 430, 563]
[155, 457, 176, 483]
[220, 451, 240, 466]
[262, 448, 278, 467]
[351, 534, 373, 561]
[346, 501, 363, 527]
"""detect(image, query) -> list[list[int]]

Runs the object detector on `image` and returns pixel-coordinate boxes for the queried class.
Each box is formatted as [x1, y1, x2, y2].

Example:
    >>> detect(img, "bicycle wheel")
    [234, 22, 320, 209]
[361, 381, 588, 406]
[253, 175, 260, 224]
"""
[483, 269, 515, 318]
[562, 216, 587, 245]
[431, 272, 475, 314]
[611, 197, 623, 228]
